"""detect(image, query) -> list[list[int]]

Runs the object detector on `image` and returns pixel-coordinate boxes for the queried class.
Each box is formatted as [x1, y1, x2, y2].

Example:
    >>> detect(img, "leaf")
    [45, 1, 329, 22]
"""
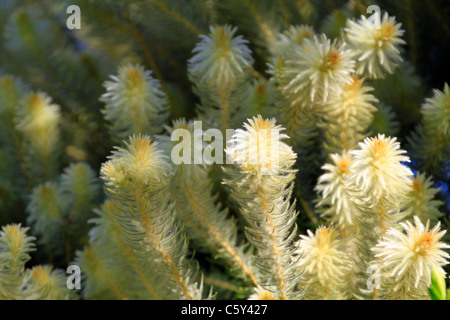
[428, 267, 447, 300]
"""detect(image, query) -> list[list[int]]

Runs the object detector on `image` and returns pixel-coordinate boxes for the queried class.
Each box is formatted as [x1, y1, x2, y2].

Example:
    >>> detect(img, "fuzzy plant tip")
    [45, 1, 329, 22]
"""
[1, 1, 449, 302]
[101, 135, 171, 189]
[350, 134, 412, 198]
[345, 11, 405, 79]
[225, 115, 296, 179]
[371, 216, 450, 299]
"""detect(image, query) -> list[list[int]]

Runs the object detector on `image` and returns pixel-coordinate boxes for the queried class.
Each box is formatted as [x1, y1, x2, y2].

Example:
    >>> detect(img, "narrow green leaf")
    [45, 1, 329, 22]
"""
[428, 267, 446, 300]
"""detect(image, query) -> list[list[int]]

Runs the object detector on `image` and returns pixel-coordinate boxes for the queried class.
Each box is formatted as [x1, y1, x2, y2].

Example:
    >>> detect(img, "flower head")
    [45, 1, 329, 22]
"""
[349, 134, 412, 199]
[409, 83, 450, 172]
[60, 163, 99, 206]
[188, 25, 253, 89]
[270, 25, 315, 57]
[30, 265, 72, 299]
[297, 227, 350, 299]
[403, 172, 444, 225]
[345, 12, 405, 78]
[27, 182, 64, 235]
[280, 34, 354, 108]
[15, 92, 61, 152]
[372, 216, 449, 294]
[225, 115, 296, 180]
[322, 76, 378, 152]
[422, 83, 450, 138]
[326, 77, 378, 121]
[316, 152, 359, 232]
[100, 64, 169, 139]
[0, 224, 35, 262]
[317, 152, 354, 198]
[101, 135, 171, 189]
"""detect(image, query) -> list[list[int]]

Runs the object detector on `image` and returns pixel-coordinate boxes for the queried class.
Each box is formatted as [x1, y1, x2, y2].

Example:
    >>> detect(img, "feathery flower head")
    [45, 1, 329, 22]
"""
[316, 152, 354, 199]
[60, 163, 99, 205]
[267, 56, 286, 87]
[158, 118, 206, 176]
[322, 76, 378, 152]
[31, 265, 54, 285]
[282, 25, 315, 45]
[421, 83, 450, 137]
[0, 224, 35, 260]
[16, 92, 61, 149]
[188, 25, 253, 89]
[297, 227, 350, 298]
[101, 135, 171, 189]
[404, 172, 444, 225]
[333, 151, 353, 175]
[100, 64, 169, 139]
[30, 265, 72, 299]
[281, 34, 354, 108]
[345, 12, 405, 79]
[27, 182, 64, 234]
[349, 134, 412, 198]
[372, 216, 449, 291]
[159, 118, 195, 150]
[270, 25, 315, 57]
[297, 227, 349, 285]
[325, 76, 378, 118]
[160, 117, 195, 150]
[225, 115, 296, 180]
[315, 152, 359, 231]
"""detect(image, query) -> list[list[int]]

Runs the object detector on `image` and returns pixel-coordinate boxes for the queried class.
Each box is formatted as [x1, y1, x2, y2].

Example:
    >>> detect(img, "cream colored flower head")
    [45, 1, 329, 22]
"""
[270, 25, 315, 57]
[316, 152, 358, 229]
[188, 25, 253, 89]
[404, 172, 444, 224]
[225, 115, 296, 179]
[324, 76, 378, 123]
[349, 134, 412, 198]
[281, 34, 355, 107]
[422, 83, 450, 138]
[345, 12, 405, 79]
[317, 152, 354, 198]
[297, 227, 349, 288]
[372, 216, 450, 288]
[16, 92, 61, 151]
[100, 64, 168, 138]
[101, 135, 171, 189]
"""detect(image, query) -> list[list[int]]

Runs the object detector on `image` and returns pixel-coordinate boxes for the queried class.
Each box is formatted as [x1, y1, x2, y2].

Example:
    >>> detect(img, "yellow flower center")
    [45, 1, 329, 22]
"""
[316, 228, 334, 254]
[374, 23, 395, 45]
[415, 233, 434, 256]
[126, 68, 144, 93]
[321, 51, 340, 71]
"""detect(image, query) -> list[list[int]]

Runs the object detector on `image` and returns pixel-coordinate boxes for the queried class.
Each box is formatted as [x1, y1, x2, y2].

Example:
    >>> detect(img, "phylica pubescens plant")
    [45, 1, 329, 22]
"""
[0, 2, 449, 301]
